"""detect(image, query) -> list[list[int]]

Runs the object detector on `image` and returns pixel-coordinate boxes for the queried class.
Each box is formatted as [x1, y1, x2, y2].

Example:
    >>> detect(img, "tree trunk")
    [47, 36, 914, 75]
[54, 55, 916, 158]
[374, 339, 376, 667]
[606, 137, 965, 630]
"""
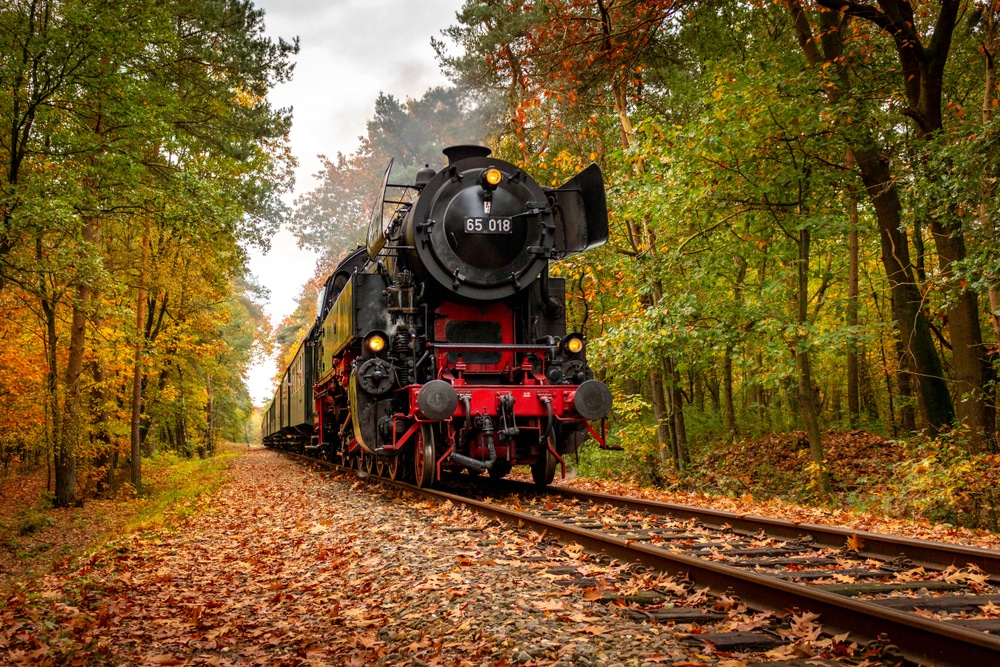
[785, 0, 955, 433]
[56, 290, 87, 507]
[846, 151, 860, 426]
[131, 222, 149, 491]
[929, 223, 995, 451]
[722, 346, 737, 439]
[858, 347, 879, 424]
[203, 373, 213, 458]
[41, 290, 61, 502]
[87, 279, 114, 495]
[796, 344, 828, 491]
[706, 371, 720, 414]
[650, 371, 670, 466]
[795, 228, 831, 495]
[990, 288, 1000, 352]
[852, 146, 954, 431]
[896, 342, 917, 433]
[665, 356, 688, 471]
[501, 43, 532, 165]
[980, 12, 1000, 444]
[692, 369, 705, 413]
[755, 351, 766, 421]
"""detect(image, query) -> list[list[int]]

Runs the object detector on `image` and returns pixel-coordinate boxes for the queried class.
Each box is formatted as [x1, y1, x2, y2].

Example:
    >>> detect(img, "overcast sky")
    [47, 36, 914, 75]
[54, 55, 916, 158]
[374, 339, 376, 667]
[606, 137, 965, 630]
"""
[245, 0, 464, 404]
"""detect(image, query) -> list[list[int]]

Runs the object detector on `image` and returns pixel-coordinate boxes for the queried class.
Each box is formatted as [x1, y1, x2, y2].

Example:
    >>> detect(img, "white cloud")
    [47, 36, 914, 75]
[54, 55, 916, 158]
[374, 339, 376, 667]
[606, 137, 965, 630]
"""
[245, 0, 462, 404]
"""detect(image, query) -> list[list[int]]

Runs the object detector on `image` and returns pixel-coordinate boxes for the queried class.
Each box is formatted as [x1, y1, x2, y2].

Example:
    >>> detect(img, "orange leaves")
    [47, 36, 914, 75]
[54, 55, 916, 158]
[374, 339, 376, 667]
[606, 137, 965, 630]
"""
[0, 292, 47, 438]
[533, 598, 569, 612]
[733, 611, 774, 632]
[575, 623, 609, 635]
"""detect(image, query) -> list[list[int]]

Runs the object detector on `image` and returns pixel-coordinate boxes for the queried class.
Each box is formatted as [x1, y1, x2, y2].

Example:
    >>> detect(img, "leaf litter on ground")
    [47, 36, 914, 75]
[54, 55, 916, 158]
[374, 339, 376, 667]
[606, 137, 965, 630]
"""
[0, 450, 725, 666]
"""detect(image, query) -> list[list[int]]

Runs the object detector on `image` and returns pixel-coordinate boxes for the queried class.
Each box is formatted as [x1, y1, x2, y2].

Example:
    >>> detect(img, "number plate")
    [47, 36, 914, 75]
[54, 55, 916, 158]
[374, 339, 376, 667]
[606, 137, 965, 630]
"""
[464, 217, 513, 234]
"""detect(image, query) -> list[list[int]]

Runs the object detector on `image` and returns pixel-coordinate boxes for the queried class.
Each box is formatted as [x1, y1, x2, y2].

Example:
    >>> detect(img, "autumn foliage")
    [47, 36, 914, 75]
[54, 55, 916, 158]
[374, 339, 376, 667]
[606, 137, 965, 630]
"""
[423, 0, 1000, 501]
[0, 0, 296, 505]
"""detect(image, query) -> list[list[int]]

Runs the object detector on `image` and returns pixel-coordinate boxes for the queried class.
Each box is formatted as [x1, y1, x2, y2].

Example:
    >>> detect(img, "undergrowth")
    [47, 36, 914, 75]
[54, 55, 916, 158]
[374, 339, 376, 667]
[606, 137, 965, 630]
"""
[126, 447, 238, 534]
[0, 445, 239, 594]
[577, 427, 1000, 533]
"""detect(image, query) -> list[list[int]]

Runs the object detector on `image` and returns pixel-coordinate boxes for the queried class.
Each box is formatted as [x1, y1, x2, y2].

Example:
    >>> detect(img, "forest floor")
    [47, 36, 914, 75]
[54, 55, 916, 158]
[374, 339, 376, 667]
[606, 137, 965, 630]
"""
[0, 449, 233, 594]
[564, 429, 1000, 551]
[0, 465, 136, 587]
[1, 448, 757, 667]
[0, 434, 998, 665]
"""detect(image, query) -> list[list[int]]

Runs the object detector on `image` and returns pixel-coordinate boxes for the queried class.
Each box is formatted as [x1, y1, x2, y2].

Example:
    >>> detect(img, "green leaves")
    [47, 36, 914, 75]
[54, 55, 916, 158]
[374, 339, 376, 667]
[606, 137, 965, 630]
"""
[0, 0, 297, 496]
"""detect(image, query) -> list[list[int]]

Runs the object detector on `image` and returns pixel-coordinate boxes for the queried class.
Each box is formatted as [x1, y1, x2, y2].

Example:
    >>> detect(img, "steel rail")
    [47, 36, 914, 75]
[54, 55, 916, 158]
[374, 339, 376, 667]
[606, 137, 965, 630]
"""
[284, 453, 1000, 666]
[409, 484, 1000, 667]
[523, 483, 1000, 577]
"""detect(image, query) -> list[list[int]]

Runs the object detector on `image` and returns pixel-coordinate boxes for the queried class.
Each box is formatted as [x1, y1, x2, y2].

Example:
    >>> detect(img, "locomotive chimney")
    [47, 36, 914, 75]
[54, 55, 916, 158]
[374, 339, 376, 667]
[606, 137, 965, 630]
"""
[443, 144, 491, 165]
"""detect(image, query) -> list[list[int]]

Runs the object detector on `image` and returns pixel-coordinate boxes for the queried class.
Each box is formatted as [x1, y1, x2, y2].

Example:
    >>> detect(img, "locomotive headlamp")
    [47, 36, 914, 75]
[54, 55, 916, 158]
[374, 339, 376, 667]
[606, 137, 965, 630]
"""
[365, 333, 387, 354]
[563, 334, 585, 355]
[481, 167, 503, 191]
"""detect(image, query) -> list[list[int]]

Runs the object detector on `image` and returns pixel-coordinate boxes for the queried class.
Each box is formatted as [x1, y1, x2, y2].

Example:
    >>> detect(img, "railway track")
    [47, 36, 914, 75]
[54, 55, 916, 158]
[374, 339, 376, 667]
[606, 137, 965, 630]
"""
[287, 451, 1000, 666]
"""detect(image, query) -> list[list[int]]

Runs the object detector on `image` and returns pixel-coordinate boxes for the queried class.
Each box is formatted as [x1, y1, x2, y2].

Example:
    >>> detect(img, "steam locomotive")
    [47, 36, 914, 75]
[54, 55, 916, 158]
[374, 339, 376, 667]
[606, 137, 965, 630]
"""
[262, 145, 615, 487]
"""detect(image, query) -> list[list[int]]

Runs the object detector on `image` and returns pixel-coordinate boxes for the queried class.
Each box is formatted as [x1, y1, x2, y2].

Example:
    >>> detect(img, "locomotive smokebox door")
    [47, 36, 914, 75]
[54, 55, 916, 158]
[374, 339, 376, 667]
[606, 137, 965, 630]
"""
[546, 163, 609, 257]
[402, 151, 556, 301]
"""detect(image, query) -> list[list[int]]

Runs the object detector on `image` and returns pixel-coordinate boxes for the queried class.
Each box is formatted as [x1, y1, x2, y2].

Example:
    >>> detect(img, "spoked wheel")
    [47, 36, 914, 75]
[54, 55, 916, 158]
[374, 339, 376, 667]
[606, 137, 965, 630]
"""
[414, 424, 436, 489]
[531, 448, 558, 488]
[387, 455, 402, 481]
[363, 452, 375, 474]
[488, 459, 512, 481]
[375, 456, 387, 478]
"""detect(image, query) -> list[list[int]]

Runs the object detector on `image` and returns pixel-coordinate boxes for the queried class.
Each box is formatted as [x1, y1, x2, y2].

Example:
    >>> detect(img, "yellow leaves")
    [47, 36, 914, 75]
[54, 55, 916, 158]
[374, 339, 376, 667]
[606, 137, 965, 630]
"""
[979, 600, 1000, 615]
[778, 610, 823, 642]
[893, 566, 927, 583]
[845, 533, 864, 551]
[942, 564, 990, 590]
